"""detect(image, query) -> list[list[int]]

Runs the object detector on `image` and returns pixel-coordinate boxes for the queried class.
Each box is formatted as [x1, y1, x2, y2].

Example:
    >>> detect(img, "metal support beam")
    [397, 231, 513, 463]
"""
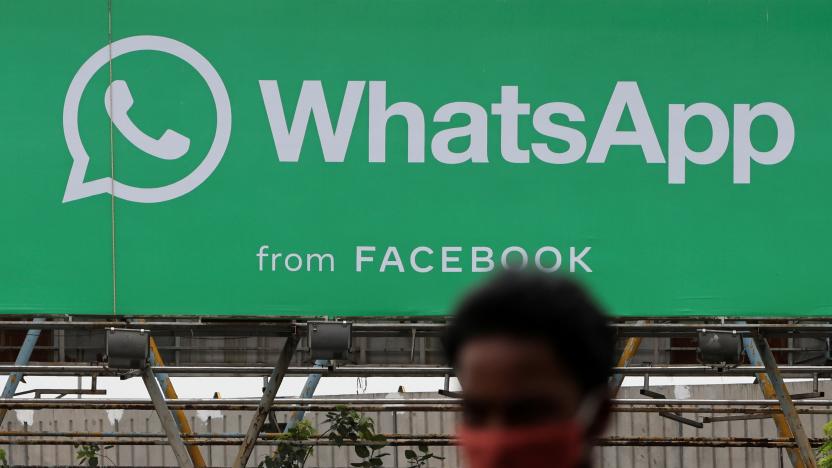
[233, 332, 299, 468]
[0, 364, 454, 377]
[141, 367, 195, 468]
[0, 318, 44, 425]
[750, 335, 817, 468]
[4, 363, 832, 377]
[609, 320, 647, 395]
[284, 359, 328, 432]
[3, 318, 832, 338]
[149, 337, 206, 467]
[0, 434, 826, 448]
[742, 332, 804, 468]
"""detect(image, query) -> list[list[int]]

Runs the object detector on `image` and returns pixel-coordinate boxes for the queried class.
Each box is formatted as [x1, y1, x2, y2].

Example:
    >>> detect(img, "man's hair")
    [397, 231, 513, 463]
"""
[443, 272, 615, 391]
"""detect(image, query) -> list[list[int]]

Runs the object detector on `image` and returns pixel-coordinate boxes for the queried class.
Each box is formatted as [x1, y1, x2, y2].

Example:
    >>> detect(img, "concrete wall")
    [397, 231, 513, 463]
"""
[2, 381, 830, 467]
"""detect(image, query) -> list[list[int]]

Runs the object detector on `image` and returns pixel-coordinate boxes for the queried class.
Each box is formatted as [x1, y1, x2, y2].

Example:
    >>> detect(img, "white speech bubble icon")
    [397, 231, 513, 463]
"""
[63, 35, 231, 203]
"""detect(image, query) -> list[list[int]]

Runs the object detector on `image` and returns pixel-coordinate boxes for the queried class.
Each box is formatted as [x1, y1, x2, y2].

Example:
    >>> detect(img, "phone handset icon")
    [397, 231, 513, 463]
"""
[104, 80, 190, 160]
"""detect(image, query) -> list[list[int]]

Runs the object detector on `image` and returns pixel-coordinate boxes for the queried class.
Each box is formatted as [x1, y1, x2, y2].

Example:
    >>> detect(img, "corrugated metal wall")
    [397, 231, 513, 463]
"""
[597, 381, 818, 468]
[3, 381, 829, 467]
[1, 402, 460, 467]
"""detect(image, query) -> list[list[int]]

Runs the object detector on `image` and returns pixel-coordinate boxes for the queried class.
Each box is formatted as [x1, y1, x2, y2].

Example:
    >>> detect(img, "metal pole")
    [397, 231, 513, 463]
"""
[0, 364, 455, 377]
[742, 329, 805, 468]
[141, 367, 194, 468]
[751, 335, 817, 468]
[6, 363, 832, 377]
[3, 318, 832, 336]
[0, 435, 825, 449]
[149, 337, 206, 467]
[284, 359, 328, 432]
[609, 320, 647, 395]
[0, 436, 459, 447]
[233, 332, 299, 468]
[4, 396, 832, 408]
[0, 318, 44, 425]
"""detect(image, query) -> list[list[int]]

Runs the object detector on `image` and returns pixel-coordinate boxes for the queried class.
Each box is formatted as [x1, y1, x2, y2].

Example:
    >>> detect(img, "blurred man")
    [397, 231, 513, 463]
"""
[443, 272, 615, 468]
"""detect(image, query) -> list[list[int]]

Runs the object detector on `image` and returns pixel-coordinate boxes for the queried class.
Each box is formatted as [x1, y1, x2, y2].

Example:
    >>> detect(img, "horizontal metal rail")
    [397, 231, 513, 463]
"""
[0, 320, 448, 336]
[597, 437, 825, 448]
[0, 365, 454, 377]
[613, 365, 832, 376]
[0, 437, 457, 446]
[0, 434, 822, 448]
[0, 431, 450, 438]
[3, 364, 832, 377]
[612, 322, 832, 337]
[1, 402, 832, 414]
[0, 397, 831, 410]
[610, 406, 832, 415]
[614, 398, 832, 406]
[0, 397, 458, 410]
[0, 403, 459, 412]
[0, 318, 830, 337]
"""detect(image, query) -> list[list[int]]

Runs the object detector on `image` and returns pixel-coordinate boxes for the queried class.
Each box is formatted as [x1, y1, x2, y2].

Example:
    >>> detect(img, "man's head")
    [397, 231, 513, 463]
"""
[443, 272, 615, 467]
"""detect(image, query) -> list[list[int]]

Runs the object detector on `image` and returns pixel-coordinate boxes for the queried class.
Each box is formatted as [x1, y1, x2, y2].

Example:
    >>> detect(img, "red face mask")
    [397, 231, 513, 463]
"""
[457, 420, 586, 468]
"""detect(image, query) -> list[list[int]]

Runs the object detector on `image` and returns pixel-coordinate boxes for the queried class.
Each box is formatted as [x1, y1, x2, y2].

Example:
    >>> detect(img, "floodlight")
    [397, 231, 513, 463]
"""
[308, 321, 352, 360]
[697, 330, 742, 368]
[106, 328, 150, 369]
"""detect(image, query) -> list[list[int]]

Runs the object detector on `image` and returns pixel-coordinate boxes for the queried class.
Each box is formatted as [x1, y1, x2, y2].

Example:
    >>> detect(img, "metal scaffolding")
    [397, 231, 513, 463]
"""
[0, 317, 829, 467]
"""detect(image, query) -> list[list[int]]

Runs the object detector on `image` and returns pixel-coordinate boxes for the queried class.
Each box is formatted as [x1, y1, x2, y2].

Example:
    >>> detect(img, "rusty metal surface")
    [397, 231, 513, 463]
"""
[5, 433, 824, 449]
[597, 437, 825, 448]
[0, 364, 456, 376]
[233, 333, 299, 468]
[3, 384, 832, 466]
[148, 336, 206, 467]
[5, 363, 832, 377]
[2, 318, 832, 338]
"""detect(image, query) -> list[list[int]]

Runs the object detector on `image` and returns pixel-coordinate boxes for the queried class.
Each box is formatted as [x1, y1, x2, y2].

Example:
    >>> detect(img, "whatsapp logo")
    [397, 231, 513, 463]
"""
[63, 35, 231, 203]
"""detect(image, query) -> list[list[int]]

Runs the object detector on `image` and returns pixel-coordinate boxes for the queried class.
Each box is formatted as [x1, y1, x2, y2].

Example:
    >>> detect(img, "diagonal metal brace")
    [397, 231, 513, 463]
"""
[148, 337, 206, 467]
[608, 320, 649, 396]
[233, 331, 300, 468]
[703, 413, 770, 423]
[0, 318, 45, 425]
[751, 334, 817, 468]
[639, 388, 704, 428]
[141, 367, 194, 468]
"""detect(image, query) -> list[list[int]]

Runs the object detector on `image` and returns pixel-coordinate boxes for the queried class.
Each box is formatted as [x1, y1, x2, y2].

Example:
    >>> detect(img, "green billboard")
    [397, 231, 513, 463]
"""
[0, 0, 829, 316]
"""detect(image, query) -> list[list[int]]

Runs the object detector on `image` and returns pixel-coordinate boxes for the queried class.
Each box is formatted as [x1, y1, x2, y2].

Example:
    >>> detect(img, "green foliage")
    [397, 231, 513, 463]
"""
[819, 420, 832, 467]
[74, 444, 113, 467]
[323, 406, 389, 468]
[405, 444, 445, 468]
[259, 420, 317, 468]
[0, 448, 8, 467]
[258, 408, 442, 468]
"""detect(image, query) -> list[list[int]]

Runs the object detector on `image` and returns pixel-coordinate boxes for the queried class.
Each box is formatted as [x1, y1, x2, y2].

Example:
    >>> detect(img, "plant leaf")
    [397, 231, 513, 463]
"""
[355, 445, 370, 458]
